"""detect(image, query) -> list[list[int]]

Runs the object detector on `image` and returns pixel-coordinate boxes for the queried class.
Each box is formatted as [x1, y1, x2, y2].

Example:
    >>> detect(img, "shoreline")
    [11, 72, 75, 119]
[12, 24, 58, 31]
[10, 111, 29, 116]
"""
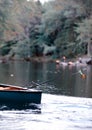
[0, 54, 91, 63]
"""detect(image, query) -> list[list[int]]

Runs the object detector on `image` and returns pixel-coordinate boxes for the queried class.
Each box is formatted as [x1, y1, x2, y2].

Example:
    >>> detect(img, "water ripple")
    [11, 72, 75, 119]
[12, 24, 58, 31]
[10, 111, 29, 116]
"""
[0, 94, 92, 130]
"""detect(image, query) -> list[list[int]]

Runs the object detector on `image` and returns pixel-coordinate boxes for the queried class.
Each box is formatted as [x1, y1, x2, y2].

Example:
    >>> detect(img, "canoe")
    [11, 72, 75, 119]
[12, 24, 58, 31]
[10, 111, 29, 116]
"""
[0, 83, 42, 106]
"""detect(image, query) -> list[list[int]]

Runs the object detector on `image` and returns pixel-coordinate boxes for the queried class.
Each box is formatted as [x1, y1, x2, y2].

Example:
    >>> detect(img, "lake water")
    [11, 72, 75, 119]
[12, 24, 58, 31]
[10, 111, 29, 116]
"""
[0, 61, 92, 130]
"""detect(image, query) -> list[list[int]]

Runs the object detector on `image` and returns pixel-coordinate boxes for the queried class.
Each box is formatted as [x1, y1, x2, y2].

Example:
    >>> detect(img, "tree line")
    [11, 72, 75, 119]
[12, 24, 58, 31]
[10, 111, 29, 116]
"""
[0, 0, 92, 60]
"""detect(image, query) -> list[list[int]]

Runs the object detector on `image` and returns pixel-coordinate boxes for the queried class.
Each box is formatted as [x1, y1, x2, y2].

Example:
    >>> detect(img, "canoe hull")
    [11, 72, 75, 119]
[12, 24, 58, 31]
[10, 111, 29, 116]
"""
[0, 90, 42, 105]
[0, 84, 42, 107]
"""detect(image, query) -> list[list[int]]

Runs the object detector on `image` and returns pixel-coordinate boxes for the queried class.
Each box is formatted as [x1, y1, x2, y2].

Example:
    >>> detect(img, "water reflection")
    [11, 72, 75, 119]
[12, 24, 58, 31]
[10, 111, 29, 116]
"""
[86, 66, 92, 98]
[0, 61, 92, 98]
[0, 103, 41, 111]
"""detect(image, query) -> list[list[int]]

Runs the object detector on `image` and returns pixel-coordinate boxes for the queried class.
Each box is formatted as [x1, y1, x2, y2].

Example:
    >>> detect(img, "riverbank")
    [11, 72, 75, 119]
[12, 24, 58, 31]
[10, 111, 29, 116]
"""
[55, 55, 92, 65]
[0, 54, 91, 64]
[0, 55, 55, 63]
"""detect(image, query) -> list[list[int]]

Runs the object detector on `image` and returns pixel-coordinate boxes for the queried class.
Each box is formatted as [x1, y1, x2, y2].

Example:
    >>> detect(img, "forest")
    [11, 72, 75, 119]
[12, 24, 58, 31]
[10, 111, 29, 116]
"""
[0, 0, 92, 60]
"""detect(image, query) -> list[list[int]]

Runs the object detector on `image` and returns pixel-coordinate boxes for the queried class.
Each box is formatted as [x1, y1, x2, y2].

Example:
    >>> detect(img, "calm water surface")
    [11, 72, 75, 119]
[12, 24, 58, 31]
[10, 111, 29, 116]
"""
[0, 61, 92, 130]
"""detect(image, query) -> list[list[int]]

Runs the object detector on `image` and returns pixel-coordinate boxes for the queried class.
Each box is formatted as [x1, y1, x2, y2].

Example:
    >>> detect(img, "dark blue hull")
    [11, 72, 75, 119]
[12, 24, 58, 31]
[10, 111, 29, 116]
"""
[0, 90, 42, 104]
[0, 84, 42, 106]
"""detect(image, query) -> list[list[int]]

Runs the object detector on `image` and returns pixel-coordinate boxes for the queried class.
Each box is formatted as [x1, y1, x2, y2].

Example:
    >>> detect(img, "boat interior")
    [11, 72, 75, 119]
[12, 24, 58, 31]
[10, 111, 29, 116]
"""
[0, 84, 27, 91]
